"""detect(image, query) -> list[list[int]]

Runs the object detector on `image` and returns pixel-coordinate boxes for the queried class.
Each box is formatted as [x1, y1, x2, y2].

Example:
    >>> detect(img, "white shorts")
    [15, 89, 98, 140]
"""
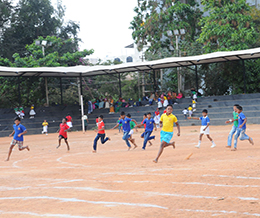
[67, 121, 73, 128]
[200, 126, 209, 135]
[43, 126, 48, 132]
[129, 129, 134, 136]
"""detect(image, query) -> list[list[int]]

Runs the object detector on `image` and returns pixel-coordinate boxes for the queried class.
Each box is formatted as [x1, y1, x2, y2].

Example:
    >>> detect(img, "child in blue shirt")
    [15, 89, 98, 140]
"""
[137, 112, 157, 150]
[188, 109, 216, 148]
[232, 105, 254, 151]
[112, 111, 137, 150]
[6, 117, 30, 161]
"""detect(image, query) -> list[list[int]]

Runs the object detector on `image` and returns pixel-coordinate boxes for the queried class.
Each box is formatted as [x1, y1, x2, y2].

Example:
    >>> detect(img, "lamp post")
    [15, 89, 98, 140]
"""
[167, 29, 185, 93]
[35, 40, 50, 106]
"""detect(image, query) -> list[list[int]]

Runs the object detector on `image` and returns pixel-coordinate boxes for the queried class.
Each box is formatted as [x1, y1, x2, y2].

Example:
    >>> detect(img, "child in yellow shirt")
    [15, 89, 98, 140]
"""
[42, 120, 48, 135]
[153, 105, 180, 163]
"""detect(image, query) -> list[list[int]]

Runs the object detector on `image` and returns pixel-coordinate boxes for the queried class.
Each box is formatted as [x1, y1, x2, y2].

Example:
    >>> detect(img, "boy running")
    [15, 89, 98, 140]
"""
[112, 111, 138, 150]
[140, 114, 152, 146]
[57, 118, 70, 151]
[232, 105, 254, 151]
[225, 104, 239, 148]
[188, 109, 216, 148]
[138, 112, 157, 150]
[126, 114, 138, 149]
[93, 115, 111, 153]
[153, 105, 180, 163]
[6, 117, 30, 161]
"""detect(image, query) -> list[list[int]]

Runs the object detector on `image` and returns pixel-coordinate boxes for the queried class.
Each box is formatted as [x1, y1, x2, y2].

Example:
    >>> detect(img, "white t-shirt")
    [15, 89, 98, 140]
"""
[182, 109, 188, 115]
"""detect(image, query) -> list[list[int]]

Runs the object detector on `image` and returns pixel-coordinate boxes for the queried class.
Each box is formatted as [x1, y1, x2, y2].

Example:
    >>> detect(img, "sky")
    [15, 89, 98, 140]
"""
[54, 0, 138, 59]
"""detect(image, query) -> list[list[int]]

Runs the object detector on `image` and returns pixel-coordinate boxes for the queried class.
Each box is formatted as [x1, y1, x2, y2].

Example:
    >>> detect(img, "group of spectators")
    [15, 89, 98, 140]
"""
[143, 91, 183, 108]
[87, 90, 184, 115]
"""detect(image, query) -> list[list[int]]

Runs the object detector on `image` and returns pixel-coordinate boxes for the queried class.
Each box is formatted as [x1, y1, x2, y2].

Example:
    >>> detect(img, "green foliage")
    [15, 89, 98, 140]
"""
[12, 36, 94, 67]
[130, 0, 203, 57]
[198, 0, 258, 52]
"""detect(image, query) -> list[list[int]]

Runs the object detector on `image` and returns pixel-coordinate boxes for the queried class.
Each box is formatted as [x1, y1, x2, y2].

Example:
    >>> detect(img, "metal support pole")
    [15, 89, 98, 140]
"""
[60, 77, 63, 105]
[195, 65, 198, 92]
[153, 69, 156, 93]
[45, 77, 49, 106]
[80, 73, 83, 96]
[80, 95, 85, 133]
[18, 76, 21, 106]
[242, 60, 246, 94]
[118, 73, 122, 97]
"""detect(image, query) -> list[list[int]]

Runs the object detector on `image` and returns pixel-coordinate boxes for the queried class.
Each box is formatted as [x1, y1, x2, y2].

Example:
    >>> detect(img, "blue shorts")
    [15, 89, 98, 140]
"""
[160, 130, 173, 143]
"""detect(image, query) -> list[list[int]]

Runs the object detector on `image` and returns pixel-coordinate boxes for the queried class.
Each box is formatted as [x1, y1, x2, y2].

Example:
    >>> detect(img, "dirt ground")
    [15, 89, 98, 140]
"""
[0, 124, 260, 218]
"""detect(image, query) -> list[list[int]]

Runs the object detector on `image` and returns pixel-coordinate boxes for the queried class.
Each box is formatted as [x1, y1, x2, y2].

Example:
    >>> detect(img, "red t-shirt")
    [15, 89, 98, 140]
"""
[163, 110, 166, 114]
[155, 111, 160, 116]
[98, 121, 105, 134]
[96, 118, 99, 123]
[142, 119, 146, 129]
[59, 123, 70, 138]
[66, 115, 72, 122]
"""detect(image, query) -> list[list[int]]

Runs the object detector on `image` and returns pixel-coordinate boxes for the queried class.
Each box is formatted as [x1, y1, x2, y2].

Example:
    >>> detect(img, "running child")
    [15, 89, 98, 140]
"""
[154, 108, 161, 128]
[117, 117, 123, 133]
[188, 109, 216, 148]
[126, 114, 138, 149]
[188, 105, 193, 117]
[140, 114, 153, 146]
[66, 113, 73, 129]
[182, 108, 188, 120]
[153, 105, 180, 163]
[137, 112, 157, 150]
[93, 115, 111, 153]
[112, 111, 138, 150]
[232, 105, 254, 151]
[6, 117, 30, 161]
[57, 118, 70, 151]
[42, 119, 48, 135]
[225, 104, 239, 148]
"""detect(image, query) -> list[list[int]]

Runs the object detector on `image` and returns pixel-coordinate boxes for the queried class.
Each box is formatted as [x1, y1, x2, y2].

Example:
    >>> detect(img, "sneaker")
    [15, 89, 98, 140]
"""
[211, 143, 216, 148]
[195, 144, 200, 148]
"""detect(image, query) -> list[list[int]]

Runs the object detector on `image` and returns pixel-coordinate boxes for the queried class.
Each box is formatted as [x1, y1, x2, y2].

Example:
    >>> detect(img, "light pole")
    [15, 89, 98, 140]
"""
[168, 29, 185, 93]
[35, 40, 50, 106]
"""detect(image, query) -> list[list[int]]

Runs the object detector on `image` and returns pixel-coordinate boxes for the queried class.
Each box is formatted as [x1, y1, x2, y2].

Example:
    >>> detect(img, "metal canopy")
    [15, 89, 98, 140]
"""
[1, 47, 260, 77]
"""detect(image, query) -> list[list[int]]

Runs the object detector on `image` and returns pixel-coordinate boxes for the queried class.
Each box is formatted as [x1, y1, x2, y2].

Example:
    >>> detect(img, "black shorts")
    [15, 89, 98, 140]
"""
[59, 135, 67, 140]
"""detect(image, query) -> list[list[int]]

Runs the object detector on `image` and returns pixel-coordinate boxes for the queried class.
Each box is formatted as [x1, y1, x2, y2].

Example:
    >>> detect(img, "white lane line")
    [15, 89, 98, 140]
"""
[178, 209, 260, 217]
[203, 174, 260, 180]
[0, 186, 30, 191]
[52, 186, 260, 202]
[0, 196, 167, 210]
[0, 211, 113, 218]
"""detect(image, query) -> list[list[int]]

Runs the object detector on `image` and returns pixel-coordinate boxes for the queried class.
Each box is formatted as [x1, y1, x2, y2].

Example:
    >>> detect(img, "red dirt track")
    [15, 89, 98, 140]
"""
[1, 125, 260, 218]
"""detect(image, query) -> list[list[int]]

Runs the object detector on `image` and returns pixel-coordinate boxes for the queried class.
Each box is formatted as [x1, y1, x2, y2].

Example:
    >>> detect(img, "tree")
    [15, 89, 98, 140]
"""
[130, 0, 203, 58]
[198, 0, 258, 53]
[0, 0, 82, 60]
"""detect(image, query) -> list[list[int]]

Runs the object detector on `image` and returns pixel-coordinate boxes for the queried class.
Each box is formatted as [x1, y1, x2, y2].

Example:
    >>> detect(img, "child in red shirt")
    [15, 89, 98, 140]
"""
[93, 115, 111, 153]
[57, 118, 70, 150]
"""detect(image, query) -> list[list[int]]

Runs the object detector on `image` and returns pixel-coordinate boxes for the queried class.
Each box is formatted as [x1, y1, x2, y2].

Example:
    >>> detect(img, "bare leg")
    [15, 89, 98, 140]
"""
[148, 140, 152, 146]
[65, 140, 70, 151]
[153, 141, 168, 163]
[57, 138, 61, 149]
[6, 145, 15, 161]
[128, 136, 137, 149]
[19, 146, 30, 151]
[206, 134, 213, 142]
[199, 134, 203, 141]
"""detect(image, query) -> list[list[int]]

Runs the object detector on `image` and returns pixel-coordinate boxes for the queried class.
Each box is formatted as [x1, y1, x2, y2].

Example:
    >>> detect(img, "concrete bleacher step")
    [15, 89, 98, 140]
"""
[0, 93, 259, 137]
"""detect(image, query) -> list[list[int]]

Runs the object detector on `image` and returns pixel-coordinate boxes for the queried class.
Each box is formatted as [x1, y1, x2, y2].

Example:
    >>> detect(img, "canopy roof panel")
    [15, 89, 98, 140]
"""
[1, 47, 260, 77]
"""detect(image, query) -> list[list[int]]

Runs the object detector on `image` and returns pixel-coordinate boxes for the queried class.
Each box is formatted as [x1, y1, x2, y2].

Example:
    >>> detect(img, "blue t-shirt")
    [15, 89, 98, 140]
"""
[200, 116, 210, 126]
[119, 117, 132, 132]
[13, 124, 26, 141]
[143, 118, 155, 131]
[238, 112, 246, 129]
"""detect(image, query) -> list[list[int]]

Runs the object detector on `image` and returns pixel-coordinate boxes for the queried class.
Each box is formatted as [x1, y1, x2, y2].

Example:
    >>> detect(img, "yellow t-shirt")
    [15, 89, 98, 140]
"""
[188, 106, 192, 111]
[160, 113, 178, 132]
[42, 122, 48, 126]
